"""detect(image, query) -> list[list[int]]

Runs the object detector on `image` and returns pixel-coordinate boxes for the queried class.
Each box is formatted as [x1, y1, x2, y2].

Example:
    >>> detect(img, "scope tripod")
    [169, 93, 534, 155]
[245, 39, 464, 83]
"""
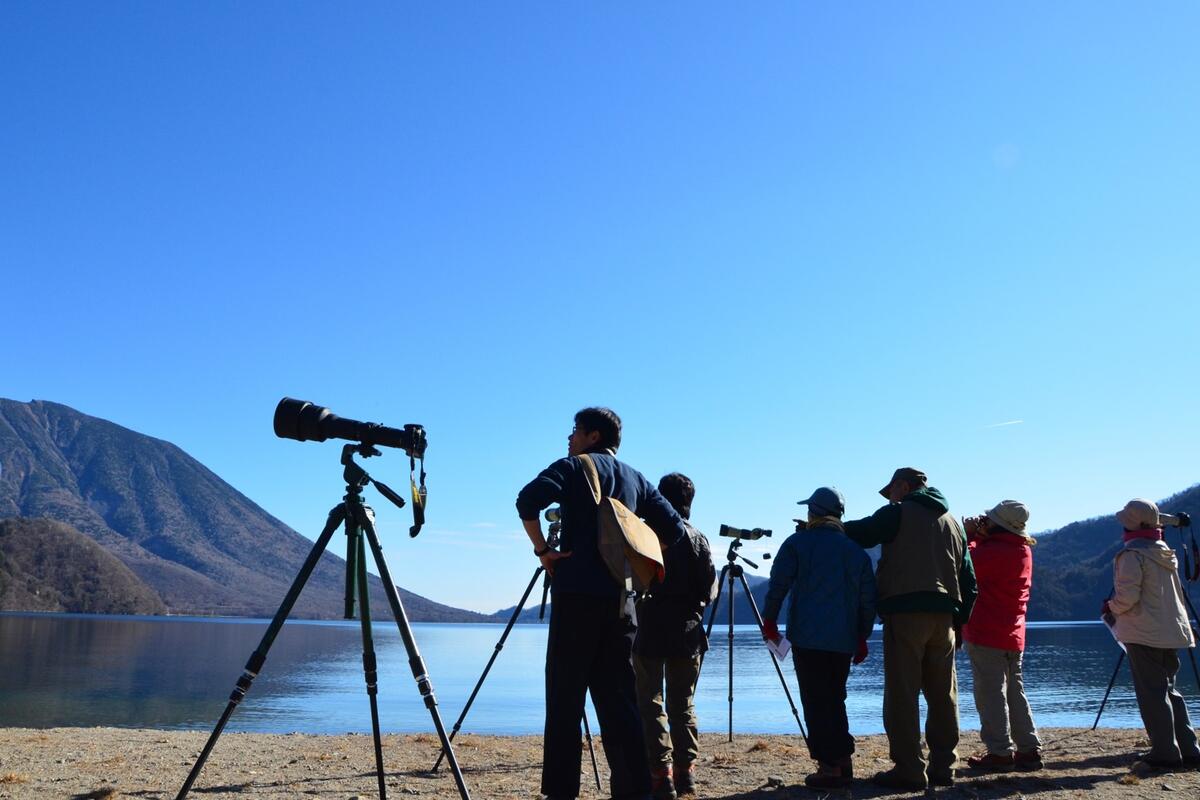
[1092, 533, 1200, 730]
[698, 537, 808, 744]
[176, 444, 470, 800]
[430, 514, 602, 792]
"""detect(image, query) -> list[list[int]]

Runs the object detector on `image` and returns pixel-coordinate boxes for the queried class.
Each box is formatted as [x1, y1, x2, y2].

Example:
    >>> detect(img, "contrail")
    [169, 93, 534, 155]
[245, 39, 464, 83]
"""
[984, 420, 1025, 429]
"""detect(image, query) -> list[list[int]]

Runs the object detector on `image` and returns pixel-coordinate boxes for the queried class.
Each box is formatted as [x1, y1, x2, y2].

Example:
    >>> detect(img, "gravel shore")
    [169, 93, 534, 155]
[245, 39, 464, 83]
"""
[1, 727, 1196, 799]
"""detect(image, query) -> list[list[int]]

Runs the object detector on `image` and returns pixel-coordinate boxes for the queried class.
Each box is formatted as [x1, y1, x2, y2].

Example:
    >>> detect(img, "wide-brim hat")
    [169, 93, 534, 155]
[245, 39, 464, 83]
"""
[879, 467, 927, 499]
[986, 500, 1029, 536]
[1117, 498, 1162, 530]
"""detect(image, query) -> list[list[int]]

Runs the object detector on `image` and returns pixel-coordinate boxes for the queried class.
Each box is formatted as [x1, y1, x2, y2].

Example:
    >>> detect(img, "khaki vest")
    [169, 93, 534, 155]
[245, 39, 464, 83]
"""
[876, 499, 966, 603]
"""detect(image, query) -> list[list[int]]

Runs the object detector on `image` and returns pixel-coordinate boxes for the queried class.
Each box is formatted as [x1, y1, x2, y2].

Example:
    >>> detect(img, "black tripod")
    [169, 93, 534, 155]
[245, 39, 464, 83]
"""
[431, 511, 602, 791]
[699, 537, 808, 744]
[1092, 531, 1200, 730]
[176, 444, 470, 800]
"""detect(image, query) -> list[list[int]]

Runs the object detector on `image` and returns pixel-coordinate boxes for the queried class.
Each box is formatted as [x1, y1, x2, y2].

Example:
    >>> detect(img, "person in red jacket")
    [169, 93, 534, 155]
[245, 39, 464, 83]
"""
[961, 500, 1043, 773]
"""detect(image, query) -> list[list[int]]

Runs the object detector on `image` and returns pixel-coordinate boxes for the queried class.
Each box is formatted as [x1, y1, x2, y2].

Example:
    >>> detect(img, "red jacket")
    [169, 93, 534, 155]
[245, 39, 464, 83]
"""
[962, 530, 1032, 652]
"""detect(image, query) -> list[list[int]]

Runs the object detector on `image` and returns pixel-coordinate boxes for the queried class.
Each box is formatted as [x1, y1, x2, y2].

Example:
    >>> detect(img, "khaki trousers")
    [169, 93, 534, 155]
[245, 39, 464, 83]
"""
[633, 653, 702, 767]
[965, 641, 1041, 755]
[882, 612, 959, 781]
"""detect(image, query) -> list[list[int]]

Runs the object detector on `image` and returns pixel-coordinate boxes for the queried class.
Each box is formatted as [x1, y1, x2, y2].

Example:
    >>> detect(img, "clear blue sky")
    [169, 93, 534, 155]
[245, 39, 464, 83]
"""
[3, 3, 1198, 613]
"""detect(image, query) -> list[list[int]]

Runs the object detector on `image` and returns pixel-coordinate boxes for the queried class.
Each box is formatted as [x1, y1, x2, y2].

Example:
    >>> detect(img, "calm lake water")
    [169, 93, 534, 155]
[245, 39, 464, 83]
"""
[2, 612, 1197, 735]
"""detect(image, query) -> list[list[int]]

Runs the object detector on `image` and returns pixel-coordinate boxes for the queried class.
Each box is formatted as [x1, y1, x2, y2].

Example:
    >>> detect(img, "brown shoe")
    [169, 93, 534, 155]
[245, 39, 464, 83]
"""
[805, 761, 852, 789]
[1013, 749, 1043, 771]
[650, 765, 677, 800]
[673, 763, 696, 796]
[966, 751, 1015, 773]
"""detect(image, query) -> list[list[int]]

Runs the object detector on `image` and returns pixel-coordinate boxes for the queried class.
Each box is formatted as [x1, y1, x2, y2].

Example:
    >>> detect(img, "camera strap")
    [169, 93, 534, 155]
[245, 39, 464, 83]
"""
[408, 453, 427, 537]
[1180, 524, 1200, 583]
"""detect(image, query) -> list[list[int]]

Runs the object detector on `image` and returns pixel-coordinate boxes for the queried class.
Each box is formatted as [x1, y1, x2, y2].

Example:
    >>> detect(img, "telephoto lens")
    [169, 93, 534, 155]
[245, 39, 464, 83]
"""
[273, 398, 427, 457]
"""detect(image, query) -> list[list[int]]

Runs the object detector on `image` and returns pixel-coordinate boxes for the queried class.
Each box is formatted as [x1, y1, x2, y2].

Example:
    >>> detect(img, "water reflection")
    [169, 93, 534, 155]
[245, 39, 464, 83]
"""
[2, 614, 1197, 735]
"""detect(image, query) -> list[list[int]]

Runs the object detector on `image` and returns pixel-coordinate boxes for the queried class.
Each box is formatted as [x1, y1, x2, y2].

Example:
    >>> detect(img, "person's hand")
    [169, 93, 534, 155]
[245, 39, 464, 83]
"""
[853, 637, 869, 665]
[762, 618, 781, 642]
[538, 548, 572, 575]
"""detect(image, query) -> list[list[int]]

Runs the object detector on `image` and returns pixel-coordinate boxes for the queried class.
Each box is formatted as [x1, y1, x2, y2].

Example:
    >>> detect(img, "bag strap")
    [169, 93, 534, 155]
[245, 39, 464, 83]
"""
[577, 453, 602, 506]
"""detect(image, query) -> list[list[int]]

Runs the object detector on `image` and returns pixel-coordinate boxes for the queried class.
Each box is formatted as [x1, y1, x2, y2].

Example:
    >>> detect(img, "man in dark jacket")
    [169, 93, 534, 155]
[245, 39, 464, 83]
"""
[762, 486, 877, 789]
[844, 468, 977, 790]
[517, 408, 687, 800]
[633, 472, 716, 799]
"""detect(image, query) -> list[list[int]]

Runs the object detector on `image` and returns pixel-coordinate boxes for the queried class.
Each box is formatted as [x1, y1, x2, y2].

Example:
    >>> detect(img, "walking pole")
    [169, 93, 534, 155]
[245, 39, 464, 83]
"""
[1092, 651, 1125, 730]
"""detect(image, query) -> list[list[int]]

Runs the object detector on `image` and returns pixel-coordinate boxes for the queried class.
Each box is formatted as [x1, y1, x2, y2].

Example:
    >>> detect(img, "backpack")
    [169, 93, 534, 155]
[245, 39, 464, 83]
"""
[577, 453, 666, 595]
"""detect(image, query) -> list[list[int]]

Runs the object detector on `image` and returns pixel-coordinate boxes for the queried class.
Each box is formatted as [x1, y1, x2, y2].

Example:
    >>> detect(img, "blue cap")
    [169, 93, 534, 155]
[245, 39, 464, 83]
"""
[797, 486, 845, 517]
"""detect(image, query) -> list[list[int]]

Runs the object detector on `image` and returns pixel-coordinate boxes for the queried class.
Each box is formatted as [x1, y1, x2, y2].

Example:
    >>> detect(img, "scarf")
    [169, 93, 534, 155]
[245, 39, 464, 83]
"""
[1123, 527, 1164, 543]
[810, 515, 845, 532]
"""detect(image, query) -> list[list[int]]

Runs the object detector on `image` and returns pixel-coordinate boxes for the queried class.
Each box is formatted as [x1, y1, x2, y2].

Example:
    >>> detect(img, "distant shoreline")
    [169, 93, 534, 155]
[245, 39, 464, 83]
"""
[1, 726, 1194, 799]
[0, 609, 1109, 626]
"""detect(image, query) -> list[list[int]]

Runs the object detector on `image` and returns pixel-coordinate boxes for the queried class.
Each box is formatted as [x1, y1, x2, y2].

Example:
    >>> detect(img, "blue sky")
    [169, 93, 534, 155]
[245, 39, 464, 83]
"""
[3, 3, 1198, 613]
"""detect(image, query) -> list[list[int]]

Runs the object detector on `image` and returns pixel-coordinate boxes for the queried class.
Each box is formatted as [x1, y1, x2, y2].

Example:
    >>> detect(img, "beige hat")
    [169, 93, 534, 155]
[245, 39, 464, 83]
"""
[986, 500, 1030, 535]
[1117, 498, 1163, 530]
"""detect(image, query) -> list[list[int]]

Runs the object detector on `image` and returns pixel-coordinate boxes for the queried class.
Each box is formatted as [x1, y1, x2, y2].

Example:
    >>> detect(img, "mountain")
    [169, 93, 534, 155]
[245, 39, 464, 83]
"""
[490, 564, 774, 626]
[1029, 484, 1200, 620]
[0, 398, 490, 622]
[0, 517, 166, 614]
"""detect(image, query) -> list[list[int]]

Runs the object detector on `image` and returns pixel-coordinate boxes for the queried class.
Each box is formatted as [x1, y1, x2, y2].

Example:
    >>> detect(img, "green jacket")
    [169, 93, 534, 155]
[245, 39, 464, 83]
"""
[844, 487, 977, 626]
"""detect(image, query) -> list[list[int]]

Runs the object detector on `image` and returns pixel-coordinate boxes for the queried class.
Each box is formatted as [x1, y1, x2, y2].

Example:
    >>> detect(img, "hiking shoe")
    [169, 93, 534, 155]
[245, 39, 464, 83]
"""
[1134, 755, 1184, 772]
[673, 763, 696, 796]
[871, 769, 927, 791]
[650, 765, 677, 800]
[804, 761, 852, 789]
[1013, 749, 1043, 771]
[966, 751, 1016, 773]
[928, 769, 955, 787]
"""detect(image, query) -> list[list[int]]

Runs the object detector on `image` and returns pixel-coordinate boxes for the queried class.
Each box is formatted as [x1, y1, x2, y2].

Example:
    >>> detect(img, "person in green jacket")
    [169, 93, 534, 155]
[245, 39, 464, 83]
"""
[844, 467, 977, 791]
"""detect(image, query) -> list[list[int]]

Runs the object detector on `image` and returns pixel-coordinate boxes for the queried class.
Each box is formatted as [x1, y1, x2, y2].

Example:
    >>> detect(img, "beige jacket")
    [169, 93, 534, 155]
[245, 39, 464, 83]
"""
[1110, 539, 1194, 650]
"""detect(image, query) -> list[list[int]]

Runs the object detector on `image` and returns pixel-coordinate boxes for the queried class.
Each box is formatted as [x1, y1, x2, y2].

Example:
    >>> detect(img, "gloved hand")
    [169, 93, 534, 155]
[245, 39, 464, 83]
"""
[762, 618, 780, 642]
[853, 637, 869, 665]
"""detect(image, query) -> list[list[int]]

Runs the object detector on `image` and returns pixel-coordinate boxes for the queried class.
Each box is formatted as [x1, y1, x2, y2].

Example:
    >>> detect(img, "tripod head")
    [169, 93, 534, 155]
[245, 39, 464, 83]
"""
[341, 444, 427, 537]
[723, 537, 771, 572]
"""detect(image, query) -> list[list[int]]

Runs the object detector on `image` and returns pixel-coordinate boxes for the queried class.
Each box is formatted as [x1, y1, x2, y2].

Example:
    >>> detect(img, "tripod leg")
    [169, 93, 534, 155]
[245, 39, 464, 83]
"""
[353, 527, 388, 799]
[696, 564, 729, 679]
[583, 708, 602, 791]
[1092, 651, 1125, 731]
[727, 569, 735, 742]
[359, 511, 472, 800]
[735, 572, 809, 744]
[1176, 588, 1200, 691]
[431, 568, 544, 773]
[176, 505, 346, 800]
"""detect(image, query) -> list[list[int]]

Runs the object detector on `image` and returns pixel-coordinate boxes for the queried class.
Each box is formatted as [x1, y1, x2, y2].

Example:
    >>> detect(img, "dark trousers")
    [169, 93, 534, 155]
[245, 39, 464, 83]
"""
[544, 593, 650, 799]
[1127, 643, 1200, 763]
[792, 647, 855, 764]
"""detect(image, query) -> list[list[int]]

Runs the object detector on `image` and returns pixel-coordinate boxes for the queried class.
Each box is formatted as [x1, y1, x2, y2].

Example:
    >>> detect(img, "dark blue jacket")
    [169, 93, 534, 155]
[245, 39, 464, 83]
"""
[634, 522, 717, 657]
[762, 524, 877, 655]
[516, 451, 687, 598]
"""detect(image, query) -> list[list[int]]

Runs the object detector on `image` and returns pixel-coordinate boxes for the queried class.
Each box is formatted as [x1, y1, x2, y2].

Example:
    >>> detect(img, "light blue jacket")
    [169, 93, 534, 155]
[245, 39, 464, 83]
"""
[762, 524, 877, 655]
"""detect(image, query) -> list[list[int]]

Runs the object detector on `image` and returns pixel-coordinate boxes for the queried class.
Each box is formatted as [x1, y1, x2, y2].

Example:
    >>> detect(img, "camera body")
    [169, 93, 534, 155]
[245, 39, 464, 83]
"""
[719, 524, 772, 541]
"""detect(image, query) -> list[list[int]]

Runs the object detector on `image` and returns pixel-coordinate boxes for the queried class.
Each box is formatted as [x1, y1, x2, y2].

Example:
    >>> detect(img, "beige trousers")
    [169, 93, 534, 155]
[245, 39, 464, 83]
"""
[882, 612, 960, 780]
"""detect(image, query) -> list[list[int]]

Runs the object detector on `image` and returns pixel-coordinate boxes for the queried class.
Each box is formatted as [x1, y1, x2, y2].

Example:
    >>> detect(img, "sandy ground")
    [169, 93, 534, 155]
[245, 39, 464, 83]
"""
[0, 727, 1197, 799]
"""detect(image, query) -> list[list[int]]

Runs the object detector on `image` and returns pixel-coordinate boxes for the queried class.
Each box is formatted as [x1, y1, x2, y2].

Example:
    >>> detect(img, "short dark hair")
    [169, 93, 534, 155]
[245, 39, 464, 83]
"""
[658, 472, 695, 520]
[574, 407, 622, 452]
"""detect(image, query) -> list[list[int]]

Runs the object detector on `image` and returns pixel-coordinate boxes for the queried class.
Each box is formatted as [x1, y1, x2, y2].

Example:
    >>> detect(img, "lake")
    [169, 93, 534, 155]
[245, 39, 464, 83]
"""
[2, 612, 1197, 735]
